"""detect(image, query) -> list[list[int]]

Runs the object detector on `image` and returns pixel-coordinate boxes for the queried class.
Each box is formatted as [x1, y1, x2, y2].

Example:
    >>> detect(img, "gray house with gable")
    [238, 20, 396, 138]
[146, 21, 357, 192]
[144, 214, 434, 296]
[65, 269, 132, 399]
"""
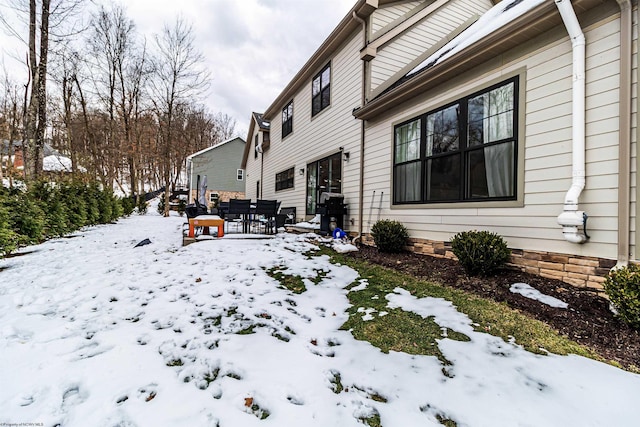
[186, 137, 246, 208]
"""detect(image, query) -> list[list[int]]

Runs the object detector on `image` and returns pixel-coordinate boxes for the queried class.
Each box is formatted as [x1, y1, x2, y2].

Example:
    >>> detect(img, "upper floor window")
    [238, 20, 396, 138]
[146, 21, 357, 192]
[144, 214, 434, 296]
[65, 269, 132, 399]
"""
[254, 134, 259, 159]
[237, 169, 244, 181]
[312, 63, 331, 116]
[282, 101, 293, 138]
[275, 167, 295, 192]
[393, 76, 518, 204]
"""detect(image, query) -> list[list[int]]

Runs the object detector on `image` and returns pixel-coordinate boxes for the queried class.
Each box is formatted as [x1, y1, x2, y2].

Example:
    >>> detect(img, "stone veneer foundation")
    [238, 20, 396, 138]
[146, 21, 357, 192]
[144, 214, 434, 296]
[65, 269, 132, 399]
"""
[360, 235, 615, 292]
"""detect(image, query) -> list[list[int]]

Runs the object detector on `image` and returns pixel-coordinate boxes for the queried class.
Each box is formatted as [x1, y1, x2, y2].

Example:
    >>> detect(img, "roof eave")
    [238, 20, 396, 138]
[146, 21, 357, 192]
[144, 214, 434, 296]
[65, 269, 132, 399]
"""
[242, 117, 257, 168]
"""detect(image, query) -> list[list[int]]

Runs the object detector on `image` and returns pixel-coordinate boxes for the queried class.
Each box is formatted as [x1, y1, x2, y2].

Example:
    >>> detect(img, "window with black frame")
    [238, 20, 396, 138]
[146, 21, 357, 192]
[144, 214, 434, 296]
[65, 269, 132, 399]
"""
[312, 63, 331, 116]
[393, 77, 518, 204]
[254, 134, 259, 159]
[282, 101, 293, 138]
[275, 167, 295, 192]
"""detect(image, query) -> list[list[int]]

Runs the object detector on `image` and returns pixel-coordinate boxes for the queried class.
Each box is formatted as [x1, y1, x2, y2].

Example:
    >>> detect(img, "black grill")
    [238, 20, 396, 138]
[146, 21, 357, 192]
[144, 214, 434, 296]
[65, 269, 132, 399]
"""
[316, 192, 347, 235]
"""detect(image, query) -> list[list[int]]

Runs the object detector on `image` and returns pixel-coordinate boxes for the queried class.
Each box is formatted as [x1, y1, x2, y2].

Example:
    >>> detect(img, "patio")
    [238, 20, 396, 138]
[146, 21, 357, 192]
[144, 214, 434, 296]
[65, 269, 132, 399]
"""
[183, 199, 296, 244]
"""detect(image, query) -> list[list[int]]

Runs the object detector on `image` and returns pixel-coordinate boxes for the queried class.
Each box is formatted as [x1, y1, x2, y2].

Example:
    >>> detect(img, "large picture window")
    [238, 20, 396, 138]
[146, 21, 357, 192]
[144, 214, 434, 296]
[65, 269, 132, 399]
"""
[275, 167, 295, 192]
[393, 77, 518, 204]
[282, 101, 293, 138]
[312, 63, 331, 116]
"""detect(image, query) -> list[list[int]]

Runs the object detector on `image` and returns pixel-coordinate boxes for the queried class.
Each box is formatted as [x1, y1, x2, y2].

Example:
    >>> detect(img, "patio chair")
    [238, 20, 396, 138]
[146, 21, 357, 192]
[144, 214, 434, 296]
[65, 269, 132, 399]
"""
[253, 199, 278, 234]
[227, 199, 252, 233]
[277, 207, 296, 228]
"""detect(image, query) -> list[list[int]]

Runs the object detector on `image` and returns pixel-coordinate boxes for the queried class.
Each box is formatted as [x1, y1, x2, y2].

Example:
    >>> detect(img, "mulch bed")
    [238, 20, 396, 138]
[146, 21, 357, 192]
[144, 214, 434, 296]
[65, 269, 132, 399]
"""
[345, 245, 640, 371]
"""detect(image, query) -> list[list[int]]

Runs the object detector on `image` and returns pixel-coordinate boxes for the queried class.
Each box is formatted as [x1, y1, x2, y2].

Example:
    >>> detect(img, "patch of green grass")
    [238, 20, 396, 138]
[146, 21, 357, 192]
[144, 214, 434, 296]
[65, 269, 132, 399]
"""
[266, 267, 306, 294]
[316, 246, 600, 362]
[250, 403, 270, 420]
[436, 414, 458, 427]
[353, 386, 388, 403]
[166, 358, 183, 367]
[237, 324, 256, 335]
[204, 368, 220, 385]
[329, 370, 343, 394]
[311, 268, 329, 285]
[359, 410, 382, 427]
[226, 372, 242, 380]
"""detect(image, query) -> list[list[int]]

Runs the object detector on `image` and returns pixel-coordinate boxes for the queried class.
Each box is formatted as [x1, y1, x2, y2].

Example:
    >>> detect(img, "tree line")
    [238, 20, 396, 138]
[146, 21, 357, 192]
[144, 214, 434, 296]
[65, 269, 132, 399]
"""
[0, 1, 237, 216]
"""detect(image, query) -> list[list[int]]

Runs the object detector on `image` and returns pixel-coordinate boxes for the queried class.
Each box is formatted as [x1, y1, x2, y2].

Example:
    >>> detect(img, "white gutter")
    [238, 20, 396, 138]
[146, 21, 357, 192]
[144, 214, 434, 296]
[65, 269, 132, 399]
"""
[555, 0, 588, 244]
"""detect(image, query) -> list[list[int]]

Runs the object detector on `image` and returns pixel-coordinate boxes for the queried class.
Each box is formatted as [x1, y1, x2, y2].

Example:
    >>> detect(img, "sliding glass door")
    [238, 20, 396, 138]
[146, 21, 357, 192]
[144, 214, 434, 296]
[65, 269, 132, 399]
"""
[306, 152, 342, 214]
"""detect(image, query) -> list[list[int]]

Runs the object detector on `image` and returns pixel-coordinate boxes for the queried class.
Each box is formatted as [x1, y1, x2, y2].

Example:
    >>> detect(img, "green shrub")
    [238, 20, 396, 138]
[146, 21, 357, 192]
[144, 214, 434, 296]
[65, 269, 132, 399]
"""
[121, 197, 136, 216]
[137, 197, 148, 215]
[177, 199, 186, 216]
[604, 264, 640, 329]
[157, 193, 166, 215]
[0, 179, 129, 257]
[0, 198, 19, 255]
[27, 180, 69, 238]
[370, 219, 409, 253]
[3, 189, 46, 244]
[450, 230, 511, 277]
[84, 183, 100, 225]
[111, 196, 124, 220]
[60, 182, 88, 229]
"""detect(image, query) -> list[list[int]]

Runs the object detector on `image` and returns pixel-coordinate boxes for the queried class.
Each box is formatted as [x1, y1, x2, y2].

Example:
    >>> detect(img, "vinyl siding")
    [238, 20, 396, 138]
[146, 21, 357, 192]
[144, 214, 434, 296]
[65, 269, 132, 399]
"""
[258, 30, 363, 225]
[189, 138, 245, 194]
[362, 14, 628, 260]
[371, 1, 421, 37]
[369, 0, 492, 95]
[244, 128, 263, 200]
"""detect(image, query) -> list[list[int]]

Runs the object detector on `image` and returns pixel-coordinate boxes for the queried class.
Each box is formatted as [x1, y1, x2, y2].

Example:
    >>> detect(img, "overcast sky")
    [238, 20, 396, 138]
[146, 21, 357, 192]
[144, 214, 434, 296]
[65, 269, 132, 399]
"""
[0, 0, 356, 137]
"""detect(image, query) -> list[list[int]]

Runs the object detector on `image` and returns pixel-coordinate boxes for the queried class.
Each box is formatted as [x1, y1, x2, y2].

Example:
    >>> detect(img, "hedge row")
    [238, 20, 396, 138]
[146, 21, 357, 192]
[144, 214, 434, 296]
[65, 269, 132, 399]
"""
[0, 180, 135, 256]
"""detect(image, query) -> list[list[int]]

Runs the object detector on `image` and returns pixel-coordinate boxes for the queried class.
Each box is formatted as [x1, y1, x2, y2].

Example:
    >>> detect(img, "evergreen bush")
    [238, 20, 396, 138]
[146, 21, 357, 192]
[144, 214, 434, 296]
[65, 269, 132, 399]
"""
[370, 219, 409, 253]
[0, 192, 19, 255]
[4, 188, 46, 244]
[84, 183, 100, 225]
[604, 264, 640, 329]
[29, 180, 72, 238]
[157, 193, 166, 215]
[121, 197, 136, 216]
[177, 199, 186, 216]
[61, 182, 88, 229]
[137, 197, 148, 215]
[111, 195, 124, 220]
[450, 230, 511, 276]
[0, 178, 132, 257]
[96, 186, 113, 224]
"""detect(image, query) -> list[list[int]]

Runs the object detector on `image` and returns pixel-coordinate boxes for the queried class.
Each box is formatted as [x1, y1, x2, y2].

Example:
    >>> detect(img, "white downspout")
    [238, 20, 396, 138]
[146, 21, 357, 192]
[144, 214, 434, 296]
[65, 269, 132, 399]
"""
[555, 0, 589, 244]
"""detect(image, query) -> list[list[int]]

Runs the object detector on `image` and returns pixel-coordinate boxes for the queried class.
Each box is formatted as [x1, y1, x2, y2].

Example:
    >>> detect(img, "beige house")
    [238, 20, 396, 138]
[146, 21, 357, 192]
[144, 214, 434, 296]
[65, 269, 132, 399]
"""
[243, 0, 637, 290]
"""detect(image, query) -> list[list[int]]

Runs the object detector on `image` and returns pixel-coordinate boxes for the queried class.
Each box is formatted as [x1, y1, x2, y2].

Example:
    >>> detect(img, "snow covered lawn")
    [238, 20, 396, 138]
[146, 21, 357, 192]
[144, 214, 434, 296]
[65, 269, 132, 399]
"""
[1, 209, 639, 426]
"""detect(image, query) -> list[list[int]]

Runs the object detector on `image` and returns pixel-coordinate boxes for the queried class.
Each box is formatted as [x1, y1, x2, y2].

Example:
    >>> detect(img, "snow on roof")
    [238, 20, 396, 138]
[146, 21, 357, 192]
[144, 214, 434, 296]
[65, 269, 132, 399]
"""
[43, 154, 87, 173]
[407, 0, 546, 77]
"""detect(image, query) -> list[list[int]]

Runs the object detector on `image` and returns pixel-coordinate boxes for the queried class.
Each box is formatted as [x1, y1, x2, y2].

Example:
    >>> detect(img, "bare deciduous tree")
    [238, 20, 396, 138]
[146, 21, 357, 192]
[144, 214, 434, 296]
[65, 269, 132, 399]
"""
[150, 16, 210, 216]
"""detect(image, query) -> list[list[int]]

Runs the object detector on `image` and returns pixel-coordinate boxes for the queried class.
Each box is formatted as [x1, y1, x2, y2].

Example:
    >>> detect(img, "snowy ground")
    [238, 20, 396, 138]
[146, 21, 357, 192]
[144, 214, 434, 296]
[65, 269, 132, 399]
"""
[1, 207, 640, 427]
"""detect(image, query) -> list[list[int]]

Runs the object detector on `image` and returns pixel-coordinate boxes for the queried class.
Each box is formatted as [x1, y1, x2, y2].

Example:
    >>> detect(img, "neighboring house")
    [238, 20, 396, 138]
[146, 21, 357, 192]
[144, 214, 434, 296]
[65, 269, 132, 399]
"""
[187, 137, 246, 207]
[2, 140, 83, 174]
[243, 0, 635, 290]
